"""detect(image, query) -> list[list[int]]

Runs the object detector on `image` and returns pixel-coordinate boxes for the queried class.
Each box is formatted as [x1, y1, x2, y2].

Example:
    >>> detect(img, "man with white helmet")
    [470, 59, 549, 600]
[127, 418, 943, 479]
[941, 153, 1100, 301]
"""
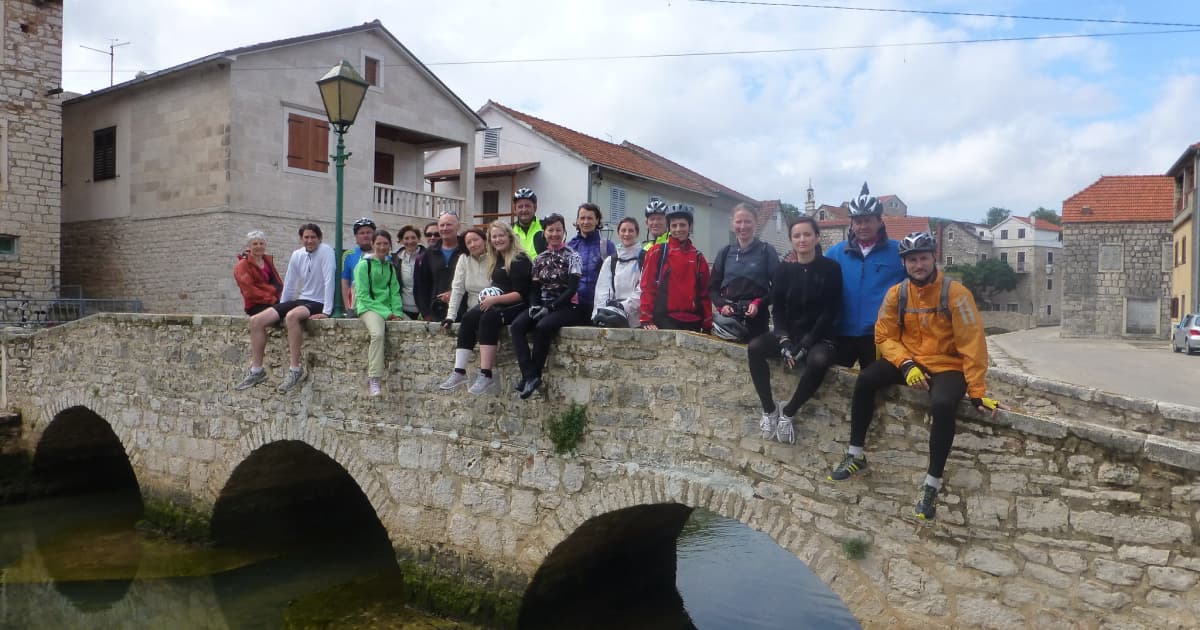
[511, 188, 547, 257]
[828, 231, 1004, 521]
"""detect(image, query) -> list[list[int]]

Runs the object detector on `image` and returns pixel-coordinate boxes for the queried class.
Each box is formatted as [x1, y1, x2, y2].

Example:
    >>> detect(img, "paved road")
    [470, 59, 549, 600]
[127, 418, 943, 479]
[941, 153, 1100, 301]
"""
[989, 326, 1200, 408]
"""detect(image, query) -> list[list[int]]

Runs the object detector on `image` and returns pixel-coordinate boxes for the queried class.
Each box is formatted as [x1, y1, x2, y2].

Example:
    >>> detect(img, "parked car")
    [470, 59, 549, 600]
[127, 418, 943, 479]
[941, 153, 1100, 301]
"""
[1172, 314, 1200, 354]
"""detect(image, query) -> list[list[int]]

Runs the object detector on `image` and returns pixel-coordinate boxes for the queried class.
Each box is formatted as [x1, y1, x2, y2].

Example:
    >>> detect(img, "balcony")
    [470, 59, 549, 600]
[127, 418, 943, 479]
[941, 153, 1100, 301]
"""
[372, 183, 464, 220]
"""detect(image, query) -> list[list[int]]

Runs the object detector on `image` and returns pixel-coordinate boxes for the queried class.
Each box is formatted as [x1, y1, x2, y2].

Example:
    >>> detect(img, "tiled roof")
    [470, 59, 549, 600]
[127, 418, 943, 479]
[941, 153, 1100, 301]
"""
[621, 141, 756, 203]
[1062, 175, 1174, 224]
[884, 216, 931, 237]
[1032, 217, 1062, 232]
[487, 101, 737, 198]
[426, 161, 539, 182]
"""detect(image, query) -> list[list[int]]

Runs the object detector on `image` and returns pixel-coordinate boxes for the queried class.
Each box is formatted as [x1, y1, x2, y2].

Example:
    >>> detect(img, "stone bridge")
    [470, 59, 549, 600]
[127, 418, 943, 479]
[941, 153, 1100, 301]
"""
[4, 314, 1200, 629]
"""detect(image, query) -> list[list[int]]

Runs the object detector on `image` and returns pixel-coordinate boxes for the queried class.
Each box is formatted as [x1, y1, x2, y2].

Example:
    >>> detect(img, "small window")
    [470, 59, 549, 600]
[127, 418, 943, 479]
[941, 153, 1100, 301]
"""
[1046, 304, 1052, 316]
[945, 255, 954, 265]
[1007, 303, 1019, 313]
[1047, 251, 1054, 264]
[482, 128, 500, 159]
[360, 51, 384, 90]
[1099, 243, 1122, 272]
[93, 126, 116, 181]
[481, 190, 499, 223]
[286, 113, 330, 173]
[1000, 229, 1009, 239]
[364, 56, 380, 87]
[1172, 297, 1180, 319]
[947, 230, 954, 241]
[1018, 228, 1026, 239]
[981, 253, 987, 260]
[1164, 242, 1175, 274]
[818, 210, 827, 220]
[0, 235, 15, 255]
[1000, 252, 1009, 263]
[1017, 251, 1026, 272]
[609, 186, 627, 224]
[1047, 278, 1053, 291]
[1057, 232, 1063, 242]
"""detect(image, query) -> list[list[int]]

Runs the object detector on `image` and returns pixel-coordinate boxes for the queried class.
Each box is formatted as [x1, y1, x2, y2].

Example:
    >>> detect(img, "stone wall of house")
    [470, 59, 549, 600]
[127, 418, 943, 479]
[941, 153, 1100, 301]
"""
[4, 315, 1200, 629]
[939, 222, 989, 267]
[0, 0, 62, 300]
[1062, 222, 1171, 338]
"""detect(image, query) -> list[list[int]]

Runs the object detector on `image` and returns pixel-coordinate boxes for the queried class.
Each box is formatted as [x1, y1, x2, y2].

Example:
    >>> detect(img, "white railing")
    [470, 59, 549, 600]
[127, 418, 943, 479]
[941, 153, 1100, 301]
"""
[373, 183, 464, 219]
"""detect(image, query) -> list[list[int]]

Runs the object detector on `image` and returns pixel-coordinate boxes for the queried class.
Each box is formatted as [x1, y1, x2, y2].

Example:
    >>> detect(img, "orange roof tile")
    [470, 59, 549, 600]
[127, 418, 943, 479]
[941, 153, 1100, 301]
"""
[488, 101, 725, 197]
[1062, 175, 1174, 224]
[426, 161, 539, 181]
[884, 216, 931, 237]
[620, 141, 756, 203]
[1031, 217, 1062, 232]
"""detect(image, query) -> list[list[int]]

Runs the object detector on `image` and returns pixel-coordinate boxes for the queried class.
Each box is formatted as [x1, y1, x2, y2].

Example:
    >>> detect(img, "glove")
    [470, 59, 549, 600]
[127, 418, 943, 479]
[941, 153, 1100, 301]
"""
[972, 397, 1000, 411]
[441, 318, 454, 331]
[901, 360, 926, 387]
[528, 306, 548, 321]
[780, 338, 806, 368]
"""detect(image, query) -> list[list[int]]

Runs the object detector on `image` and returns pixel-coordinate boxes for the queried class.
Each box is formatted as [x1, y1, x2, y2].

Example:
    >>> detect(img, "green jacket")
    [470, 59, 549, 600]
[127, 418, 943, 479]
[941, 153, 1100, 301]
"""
[354, 255, 404, 318]
[642, 233, 669, 251]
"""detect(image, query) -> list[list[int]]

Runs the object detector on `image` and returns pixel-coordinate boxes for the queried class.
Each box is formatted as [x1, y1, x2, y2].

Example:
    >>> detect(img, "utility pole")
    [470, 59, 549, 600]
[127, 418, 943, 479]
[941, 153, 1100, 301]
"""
[80, 39, 130, 87]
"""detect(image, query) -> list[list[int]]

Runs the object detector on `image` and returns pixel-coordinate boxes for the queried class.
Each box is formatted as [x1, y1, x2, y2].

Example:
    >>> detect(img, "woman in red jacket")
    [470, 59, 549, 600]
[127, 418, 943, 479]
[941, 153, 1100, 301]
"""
[233, 230, 282, 316]
[639, 204, 712, 332]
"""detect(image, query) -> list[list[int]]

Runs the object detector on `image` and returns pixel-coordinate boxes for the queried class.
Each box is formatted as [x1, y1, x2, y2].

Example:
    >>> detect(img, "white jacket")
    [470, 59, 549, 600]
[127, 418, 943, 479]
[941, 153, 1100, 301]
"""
[447, 253, 491, 320]
[592, 243, 643, 326]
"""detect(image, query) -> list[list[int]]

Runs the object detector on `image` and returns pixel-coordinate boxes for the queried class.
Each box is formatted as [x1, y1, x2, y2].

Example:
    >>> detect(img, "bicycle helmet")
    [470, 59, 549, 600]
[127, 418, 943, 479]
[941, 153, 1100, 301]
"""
[478, 286, 504, 302]
[514, 188, 537, 203]
[711, 312, 751, 342]
[592, 305, 630, 328]
[352, 217, 377, 232]
[847, 182, 882, 217]
[666, 203, 694, 225]
[645, 199, 669, 217]
[898, 232, 937, 257]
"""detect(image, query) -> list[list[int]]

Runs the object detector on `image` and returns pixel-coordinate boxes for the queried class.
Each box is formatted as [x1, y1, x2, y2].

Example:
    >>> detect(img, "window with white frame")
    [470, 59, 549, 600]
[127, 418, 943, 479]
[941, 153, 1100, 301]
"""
[1098, 243, 1123, 272]
[482, 128, 500, 159]
[1006, 303, 1019, 312]
[609, 186, 627, 223]
[1000, 229, 1009, 239]
[284, 109, 330, 175]
[947, 230, 954, 241]
[360, 50, 384, 90]
[1018, 228, 1026, 239]
[945, 255, 954, 265]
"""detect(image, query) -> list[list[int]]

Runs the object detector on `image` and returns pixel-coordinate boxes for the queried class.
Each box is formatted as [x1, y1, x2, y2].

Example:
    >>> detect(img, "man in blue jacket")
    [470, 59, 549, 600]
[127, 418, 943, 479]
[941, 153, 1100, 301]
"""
[824, 182, 906, 368]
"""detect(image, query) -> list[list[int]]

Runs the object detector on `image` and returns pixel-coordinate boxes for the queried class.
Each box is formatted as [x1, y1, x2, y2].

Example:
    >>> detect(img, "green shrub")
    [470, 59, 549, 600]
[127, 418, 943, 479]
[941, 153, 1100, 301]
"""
[842, 537, 868, 560]
[545, 403, 588, 455]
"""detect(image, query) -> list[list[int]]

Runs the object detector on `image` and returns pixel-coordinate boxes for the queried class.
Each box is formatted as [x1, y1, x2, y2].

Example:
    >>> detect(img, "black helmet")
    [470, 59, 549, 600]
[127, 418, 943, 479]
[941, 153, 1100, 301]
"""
[645, 200, 669, 217]
[352, 217, 377, 232]
[592, 305, 629, 328]
[898, 232, 937, 257]
[711, 312, 751, 342]
[514, 187, 537, 203]
[848, 182, 882, 217]
[666, 203, 694, 225]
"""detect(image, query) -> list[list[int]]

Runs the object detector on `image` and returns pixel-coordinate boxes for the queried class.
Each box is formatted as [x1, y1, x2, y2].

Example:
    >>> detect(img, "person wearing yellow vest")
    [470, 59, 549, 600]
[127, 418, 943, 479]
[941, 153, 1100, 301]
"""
[512, 187, 547, 257]
[642, 199, 670, 251]
[828, 231, 1005, 520]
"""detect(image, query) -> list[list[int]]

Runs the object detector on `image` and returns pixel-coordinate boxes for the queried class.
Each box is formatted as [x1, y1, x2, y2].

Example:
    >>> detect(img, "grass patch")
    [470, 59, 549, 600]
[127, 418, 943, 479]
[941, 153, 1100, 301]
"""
[138, 497, 211, 543]
[544, 403, 588, 455]
[842, 537, 869, 560]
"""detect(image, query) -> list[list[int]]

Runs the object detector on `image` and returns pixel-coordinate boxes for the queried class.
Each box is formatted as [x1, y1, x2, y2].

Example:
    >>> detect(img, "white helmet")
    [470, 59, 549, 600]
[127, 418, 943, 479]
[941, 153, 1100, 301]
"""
[478, 286, 504, 302]
[848, 182, 882, 217]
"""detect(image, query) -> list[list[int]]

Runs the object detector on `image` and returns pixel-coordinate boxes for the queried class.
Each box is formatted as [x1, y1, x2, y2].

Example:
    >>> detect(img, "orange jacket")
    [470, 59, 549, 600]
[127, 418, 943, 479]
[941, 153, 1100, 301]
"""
[234, 254, 282, 312]
[875, 271, 988, 398]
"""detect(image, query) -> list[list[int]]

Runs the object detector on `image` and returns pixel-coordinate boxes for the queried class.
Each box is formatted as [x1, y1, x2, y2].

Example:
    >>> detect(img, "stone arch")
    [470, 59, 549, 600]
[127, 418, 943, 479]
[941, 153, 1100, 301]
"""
[521, 467, 906, 627]
[33, 391, 138, 478]
[31, 402, 141, 499]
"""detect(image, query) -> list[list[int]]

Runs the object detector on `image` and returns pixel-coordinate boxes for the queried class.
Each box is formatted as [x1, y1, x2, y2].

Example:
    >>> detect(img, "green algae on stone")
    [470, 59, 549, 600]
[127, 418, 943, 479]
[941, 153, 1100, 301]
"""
[282, 572, 485, 629]
[138, 497, 211, 543]
[397, 561, 521, 629]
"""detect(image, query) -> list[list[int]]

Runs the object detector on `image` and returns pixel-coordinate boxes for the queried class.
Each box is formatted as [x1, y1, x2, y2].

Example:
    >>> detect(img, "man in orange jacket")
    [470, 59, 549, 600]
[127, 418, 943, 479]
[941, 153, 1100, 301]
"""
[828, 232, 1003, 520]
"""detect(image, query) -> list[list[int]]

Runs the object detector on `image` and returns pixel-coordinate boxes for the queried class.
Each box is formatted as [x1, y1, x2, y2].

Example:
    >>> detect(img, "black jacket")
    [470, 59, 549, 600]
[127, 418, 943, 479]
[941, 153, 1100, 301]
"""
[771, 255, 843, 349]
[415, 242, 466, 321]
[493, 255, 534, 304]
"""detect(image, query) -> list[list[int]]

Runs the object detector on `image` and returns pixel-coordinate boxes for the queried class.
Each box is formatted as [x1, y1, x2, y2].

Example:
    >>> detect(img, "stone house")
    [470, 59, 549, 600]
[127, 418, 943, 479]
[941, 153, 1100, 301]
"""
[423, 101, 756, 260]
[936, 221, 992, 267]
[60, 20, 485, 314]
[1061, 175, 1174, 338]
[1167, 142, 1199, 322]
[0, 0, 62, 301]
[985, 215, 1063, 325]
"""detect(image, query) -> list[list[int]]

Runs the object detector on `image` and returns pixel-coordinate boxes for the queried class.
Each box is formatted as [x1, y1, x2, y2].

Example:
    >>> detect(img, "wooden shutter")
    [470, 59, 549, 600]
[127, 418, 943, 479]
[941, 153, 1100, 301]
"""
[93, 126, 116, 181]
[365, 57, 379, 86]
[311, 118, 330, 173]
[287, 114, 308, 170]
[287, 114, 330, 173]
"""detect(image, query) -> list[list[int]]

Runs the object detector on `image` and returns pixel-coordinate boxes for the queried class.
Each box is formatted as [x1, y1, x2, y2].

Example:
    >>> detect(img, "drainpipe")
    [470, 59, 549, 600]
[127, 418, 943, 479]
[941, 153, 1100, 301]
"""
[1, 336, 7, 412]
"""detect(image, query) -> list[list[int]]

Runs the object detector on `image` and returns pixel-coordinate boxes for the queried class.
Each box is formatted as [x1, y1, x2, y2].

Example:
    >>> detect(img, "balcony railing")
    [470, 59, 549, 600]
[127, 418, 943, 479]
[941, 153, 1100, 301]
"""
[373, 184, 464, 219]
[1, 298, 144, 328]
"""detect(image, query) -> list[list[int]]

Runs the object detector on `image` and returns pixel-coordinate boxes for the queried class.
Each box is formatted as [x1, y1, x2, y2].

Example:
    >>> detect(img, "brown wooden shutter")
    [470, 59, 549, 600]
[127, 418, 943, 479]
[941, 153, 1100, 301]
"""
[287, 114, 308, 170]
[364, 57, 379, 86]
[312, 119, 330, 173]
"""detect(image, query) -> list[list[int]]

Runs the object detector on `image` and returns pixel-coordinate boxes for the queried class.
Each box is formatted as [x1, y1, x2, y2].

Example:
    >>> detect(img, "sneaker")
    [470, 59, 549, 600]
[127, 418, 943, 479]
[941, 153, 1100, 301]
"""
[828, 453, 868, 481]
[773, 412, 796, 445]
[277, 368, 306, 393]
[234, 369, 266, 391]
[514, 377, 526, 392]
[439, 371, 468, 390]
[759, 403, 779, 439]
[368, 377, 381, 397]
[468, 372, 497, 395]
[520, 375, 542, 400]
[914, 484, 939, 520]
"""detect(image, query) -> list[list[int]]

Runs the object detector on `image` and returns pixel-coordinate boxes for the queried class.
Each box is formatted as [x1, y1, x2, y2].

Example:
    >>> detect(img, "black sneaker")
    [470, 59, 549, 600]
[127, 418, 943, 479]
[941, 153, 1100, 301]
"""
[914, 484, 939, 520]
[520, 375, 542, 400]
[828, 453, 868, 481]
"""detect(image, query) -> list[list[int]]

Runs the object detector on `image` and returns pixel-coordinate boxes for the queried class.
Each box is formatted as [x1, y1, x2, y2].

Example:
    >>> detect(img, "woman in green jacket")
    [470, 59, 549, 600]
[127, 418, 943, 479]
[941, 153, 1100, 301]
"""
[355, 229, 404, 396]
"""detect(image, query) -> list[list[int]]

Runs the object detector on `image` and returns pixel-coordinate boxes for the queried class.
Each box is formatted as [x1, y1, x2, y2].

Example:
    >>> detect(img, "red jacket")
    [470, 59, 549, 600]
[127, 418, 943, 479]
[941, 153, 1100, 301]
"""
[234, 254, 282, 312]
[639, 237, 712, 328]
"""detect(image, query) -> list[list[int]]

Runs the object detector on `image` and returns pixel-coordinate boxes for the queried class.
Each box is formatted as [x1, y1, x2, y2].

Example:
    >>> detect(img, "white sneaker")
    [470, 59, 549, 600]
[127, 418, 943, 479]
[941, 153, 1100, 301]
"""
[439, 371, 469, 390]
[774, 411, 796, 445]
[468, 372, 497, 395]
[277, 367, 306, 393]
[760, 403, 780, 439]
[368, 377, 381, 397]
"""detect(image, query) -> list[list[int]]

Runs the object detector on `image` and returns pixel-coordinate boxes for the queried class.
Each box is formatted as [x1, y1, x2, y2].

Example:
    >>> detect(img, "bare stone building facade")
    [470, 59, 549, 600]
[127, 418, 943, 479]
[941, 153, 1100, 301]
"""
[0, 0, 62, 299]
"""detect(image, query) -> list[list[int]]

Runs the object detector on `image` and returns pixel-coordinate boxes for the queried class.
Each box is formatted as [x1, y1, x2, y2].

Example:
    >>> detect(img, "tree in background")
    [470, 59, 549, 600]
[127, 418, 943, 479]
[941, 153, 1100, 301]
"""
[983, 207, 1011, 227]
[1029, 206, 1062, 225]
[945, 258, 1018, 306]
[780, 202, 802, 221]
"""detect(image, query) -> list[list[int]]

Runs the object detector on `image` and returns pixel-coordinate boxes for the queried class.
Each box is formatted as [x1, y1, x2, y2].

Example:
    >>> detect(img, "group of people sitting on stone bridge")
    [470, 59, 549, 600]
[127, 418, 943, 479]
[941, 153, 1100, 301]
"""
[230, 182, 1005, 520]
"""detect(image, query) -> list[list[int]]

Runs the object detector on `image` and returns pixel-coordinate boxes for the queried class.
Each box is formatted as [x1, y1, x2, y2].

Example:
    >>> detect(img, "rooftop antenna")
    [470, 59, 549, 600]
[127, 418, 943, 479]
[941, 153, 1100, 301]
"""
[80, 38, 130, 87]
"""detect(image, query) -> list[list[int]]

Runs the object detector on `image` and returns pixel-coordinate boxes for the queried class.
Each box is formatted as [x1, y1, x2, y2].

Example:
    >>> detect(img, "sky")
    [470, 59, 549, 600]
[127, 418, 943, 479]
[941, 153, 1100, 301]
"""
[61, 0, 1200, 222]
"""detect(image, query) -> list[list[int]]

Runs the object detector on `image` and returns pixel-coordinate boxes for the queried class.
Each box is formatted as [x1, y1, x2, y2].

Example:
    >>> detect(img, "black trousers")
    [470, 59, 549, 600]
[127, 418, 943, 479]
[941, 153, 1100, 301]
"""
[747, 333, 837, 416]
[849, 360, 967, 478]
[456, 304, 525, 349]
[834, 335, 879, 369]
[653, 316, 702, 332]
[510, 305, 582, 378]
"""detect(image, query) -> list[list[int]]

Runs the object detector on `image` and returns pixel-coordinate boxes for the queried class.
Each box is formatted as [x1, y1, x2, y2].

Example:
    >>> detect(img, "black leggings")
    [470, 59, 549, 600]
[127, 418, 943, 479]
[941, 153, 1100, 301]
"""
[834, 335, 879, 369]
[510, 305, 581, 378]
[747, 333, 837, 416]
[654, 316, 703, 332]
[850, 361, 967, 478]
[456, 303, 524, 349]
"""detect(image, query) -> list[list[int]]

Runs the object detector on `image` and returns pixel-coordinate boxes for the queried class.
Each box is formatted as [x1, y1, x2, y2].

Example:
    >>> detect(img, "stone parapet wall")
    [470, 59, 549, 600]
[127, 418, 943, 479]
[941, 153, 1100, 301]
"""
[981, 311, 1035, 332]
[4, 315, 1200, 629]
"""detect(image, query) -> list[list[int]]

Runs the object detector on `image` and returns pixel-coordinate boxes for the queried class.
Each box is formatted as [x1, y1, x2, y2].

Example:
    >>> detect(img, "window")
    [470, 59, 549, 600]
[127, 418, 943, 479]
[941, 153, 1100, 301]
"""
[1163, 242, 1174, 274]
[1046, 278, 1053, 291]
[1098, 243, 1122, 272]
[947, 230, 954, 241]
[1047, 251, 1054, 264]
[0, 235, 15, 255]
[1017, 251, 1026, 272]
[1000, 229, 1009, 239]
[1006, 303, 1019, 313]
[481, 190, 499, 223]
[286, 113, 330, 173]
[980, 253, 987, 260]
[1018, 228, 1026, 239]
[482, 128, 500, 159]
[1046, 304, 1052, 316]
[93, 126, 116, 181]
[1000, 252, 1009, 263]
[609, 186, 627, 223]
[945, 255, 954, 265]
[364, 56, 380, 87]
[818, 210, 827, 220]
[1057, 232, 1063, 242]
[1172, 297, 1180, 319]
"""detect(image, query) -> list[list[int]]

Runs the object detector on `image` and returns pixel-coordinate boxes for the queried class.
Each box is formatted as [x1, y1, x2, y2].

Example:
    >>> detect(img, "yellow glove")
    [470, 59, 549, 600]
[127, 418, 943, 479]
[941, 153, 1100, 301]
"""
[901, 361, 926, 387]
[972, 397, 1000, 411]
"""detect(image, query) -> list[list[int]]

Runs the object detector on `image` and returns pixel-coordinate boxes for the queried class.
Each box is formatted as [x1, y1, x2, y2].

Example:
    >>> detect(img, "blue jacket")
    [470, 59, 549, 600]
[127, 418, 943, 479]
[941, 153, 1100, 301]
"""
[567, 230, 616, 307]
[825, 231, 906, 337]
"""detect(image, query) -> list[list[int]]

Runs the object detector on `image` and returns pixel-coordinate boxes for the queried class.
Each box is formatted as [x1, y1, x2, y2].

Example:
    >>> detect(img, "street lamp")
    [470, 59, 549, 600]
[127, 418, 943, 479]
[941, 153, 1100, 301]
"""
[317, 60, 369, 317]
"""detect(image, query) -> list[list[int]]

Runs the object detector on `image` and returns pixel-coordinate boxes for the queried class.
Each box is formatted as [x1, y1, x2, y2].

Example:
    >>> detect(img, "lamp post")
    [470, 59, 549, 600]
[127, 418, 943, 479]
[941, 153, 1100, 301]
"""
[317, 60, 368, 317]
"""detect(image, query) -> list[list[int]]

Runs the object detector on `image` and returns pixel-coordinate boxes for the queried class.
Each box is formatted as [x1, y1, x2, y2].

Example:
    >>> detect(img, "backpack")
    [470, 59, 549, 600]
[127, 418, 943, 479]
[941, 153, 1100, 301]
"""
[714, 241, 772, 300]
[897, 274, 952, 331]
[606, 249, 645, 306]
[652, 242, 705, 321]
